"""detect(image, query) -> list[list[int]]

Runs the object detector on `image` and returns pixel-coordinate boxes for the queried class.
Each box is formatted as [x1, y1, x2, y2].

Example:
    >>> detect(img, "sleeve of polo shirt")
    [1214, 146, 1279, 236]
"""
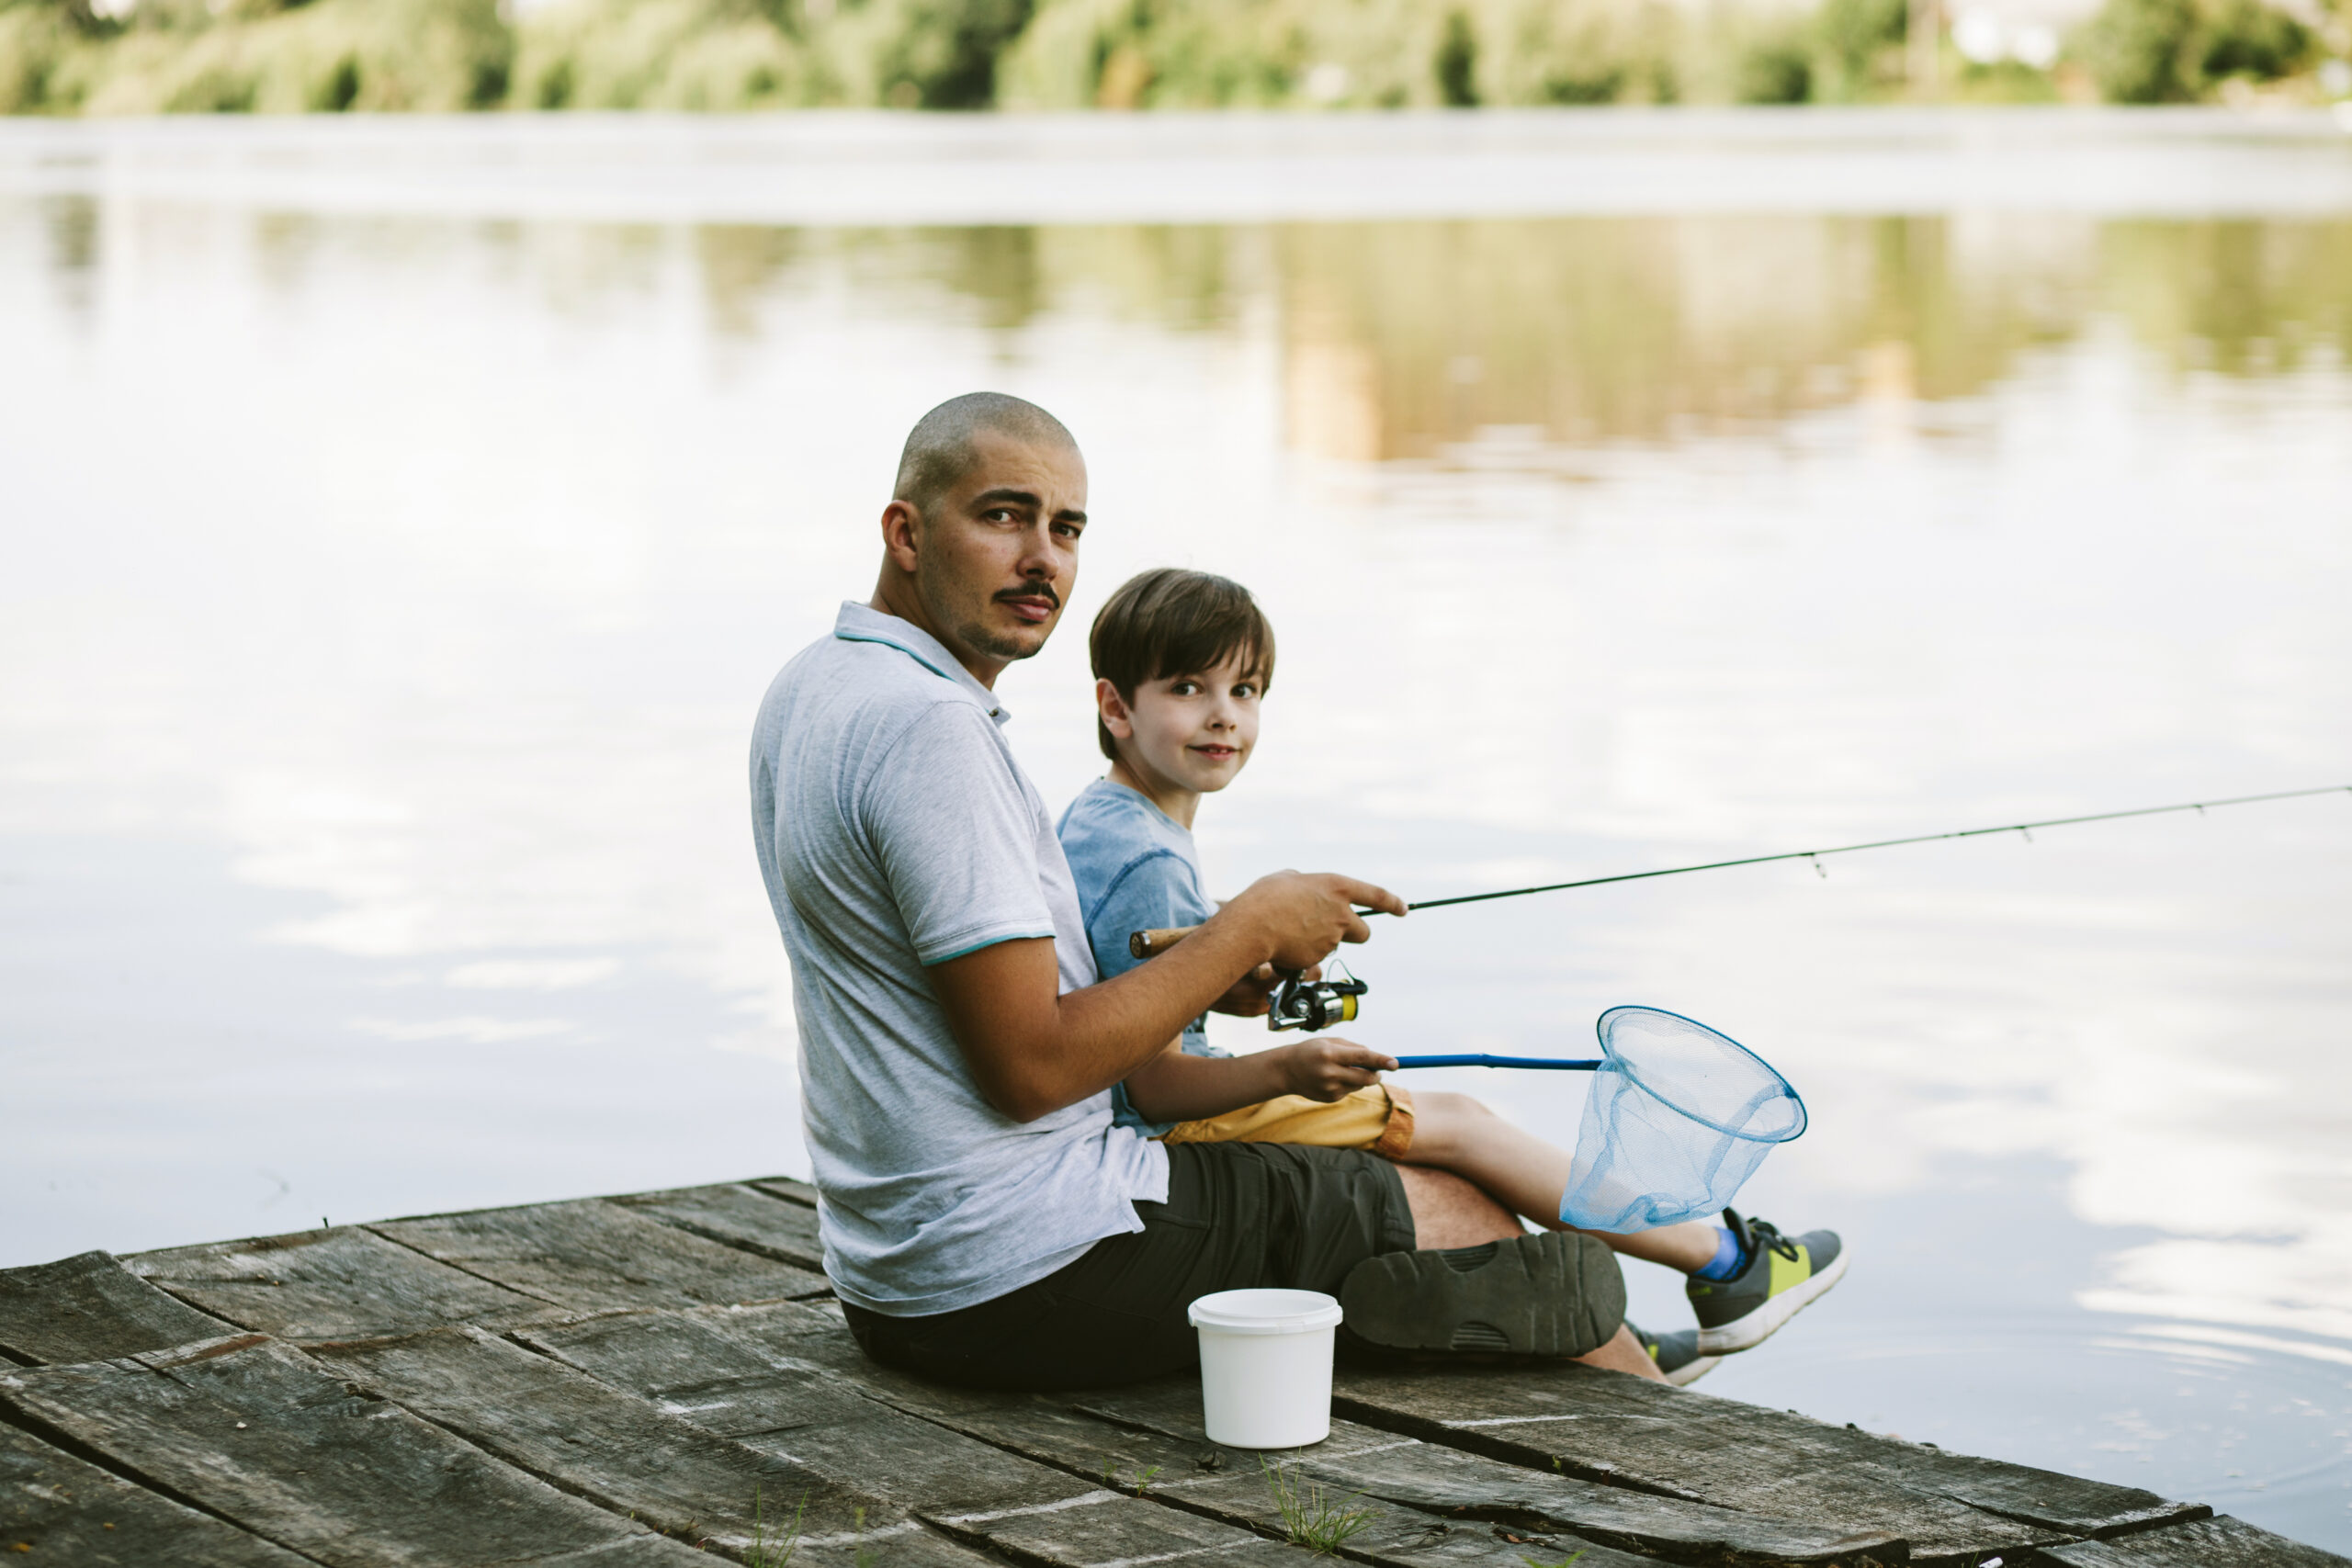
[1083, 849, 1202, 986]
[863, 701, 1058, 966]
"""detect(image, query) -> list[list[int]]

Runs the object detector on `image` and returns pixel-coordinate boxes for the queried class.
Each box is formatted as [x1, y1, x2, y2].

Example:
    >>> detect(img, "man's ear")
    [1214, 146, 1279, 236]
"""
[1096, 678, 1136, 740]
[880, 500, 922, 574]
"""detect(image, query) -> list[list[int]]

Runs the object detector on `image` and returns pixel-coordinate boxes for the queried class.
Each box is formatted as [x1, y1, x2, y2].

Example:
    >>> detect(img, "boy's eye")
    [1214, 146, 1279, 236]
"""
[1170, 681, 1199, 696]
[1233, 683, 1257, 699]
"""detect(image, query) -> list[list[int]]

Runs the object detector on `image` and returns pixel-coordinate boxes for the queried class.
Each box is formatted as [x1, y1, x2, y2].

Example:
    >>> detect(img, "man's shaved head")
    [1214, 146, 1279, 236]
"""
[894, 392, 1079, 521]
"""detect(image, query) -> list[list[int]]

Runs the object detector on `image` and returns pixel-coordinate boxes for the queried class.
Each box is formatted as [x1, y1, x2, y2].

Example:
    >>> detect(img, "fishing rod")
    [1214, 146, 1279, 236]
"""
[1373, 782, 2352, 915]
[1127, 783, 2350, 1033]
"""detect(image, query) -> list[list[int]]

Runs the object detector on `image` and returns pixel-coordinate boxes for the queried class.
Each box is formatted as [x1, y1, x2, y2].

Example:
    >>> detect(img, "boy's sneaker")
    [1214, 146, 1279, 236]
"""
[1628, 1320, 1719, 1386]
[1340, 1231, 1625, 1358]
[1687, 1208, 1848, 1355]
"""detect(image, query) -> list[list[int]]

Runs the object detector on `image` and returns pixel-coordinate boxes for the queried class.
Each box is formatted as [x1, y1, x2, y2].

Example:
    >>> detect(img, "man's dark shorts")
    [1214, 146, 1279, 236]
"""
[842, 1141, 1415, 1390]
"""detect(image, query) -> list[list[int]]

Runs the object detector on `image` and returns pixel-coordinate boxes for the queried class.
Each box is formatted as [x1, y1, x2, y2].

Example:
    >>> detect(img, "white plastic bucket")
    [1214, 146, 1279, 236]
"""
[1187, 1288, 1344, 1449]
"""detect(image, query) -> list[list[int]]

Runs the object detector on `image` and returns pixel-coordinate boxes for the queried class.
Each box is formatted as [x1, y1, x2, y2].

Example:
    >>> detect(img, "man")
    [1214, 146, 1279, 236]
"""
[751, 391, 1651, 1389]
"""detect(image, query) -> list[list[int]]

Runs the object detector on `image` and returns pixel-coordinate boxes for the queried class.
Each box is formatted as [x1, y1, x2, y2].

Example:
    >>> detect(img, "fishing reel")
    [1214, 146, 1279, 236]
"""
[1125, 926, 1369, 1032]
[1267, 964, 1368, 1032]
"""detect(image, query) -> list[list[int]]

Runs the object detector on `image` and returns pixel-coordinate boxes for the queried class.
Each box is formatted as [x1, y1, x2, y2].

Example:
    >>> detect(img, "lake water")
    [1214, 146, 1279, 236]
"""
[4, 109, 2350, 1550]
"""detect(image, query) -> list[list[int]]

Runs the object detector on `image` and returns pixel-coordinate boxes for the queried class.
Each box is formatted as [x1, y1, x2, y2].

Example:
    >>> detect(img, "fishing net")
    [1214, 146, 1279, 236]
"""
[1557, 1006, 1807, 1232]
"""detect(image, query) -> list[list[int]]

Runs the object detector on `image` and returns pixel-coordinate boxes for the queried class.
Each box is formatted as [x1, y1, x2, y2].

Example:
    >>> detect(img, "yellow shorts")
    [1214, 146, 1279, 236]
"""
[1158, 1083, 1415, 1160]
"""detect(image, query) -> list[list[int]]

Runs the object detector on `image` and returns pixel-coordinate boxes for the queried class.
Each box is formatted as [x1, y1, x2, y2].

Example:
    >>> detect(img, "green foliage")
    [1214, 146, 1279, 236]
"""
[0, 0, 2333, 113]
[2074, 0, 2311, 103]
[1261, 1458, 1380, 1555]
[2196, 0, 2308, 79]
[1100, 1461, 1164, 1495]
[513, 0, 808, 110]
[1736, 29, 1812, 101]
[1812, 0, 1904, 98]
[4, 0, 510, 113]
[2077, 0, 2199, 101]
[1434, 7, 1475, 103]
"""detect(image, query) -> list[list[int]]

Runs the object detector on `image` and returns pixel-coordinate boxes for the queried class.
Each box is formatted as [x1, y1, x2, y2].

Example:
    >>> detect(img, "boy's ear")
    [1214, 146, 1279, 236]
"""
[1095, 677, 1135, 739]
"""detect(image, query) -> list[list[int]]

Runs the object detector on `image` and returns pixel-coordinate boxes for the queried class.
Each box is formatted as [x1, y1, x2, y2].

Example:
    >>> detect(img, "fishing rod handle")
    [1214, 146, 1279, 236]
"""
[1391, 1055, 1604, 1070]
[1129, 926, 1199, 959]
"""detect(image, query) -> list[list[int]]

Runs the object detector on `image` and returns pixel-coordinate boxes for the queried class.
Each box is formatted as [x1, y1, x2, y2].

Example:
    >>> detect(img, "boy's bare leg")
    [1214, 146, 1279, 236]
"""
[1394, 1164, 1666, 1383]
[1400, 1090, 1721, 1273]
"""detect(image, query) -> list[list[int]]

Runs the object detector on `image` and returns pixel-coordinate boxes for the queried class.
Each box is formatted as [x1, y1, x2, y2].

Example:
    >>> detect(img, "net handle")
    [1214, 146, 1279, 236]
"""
[1389, 1055, 1602, 1070]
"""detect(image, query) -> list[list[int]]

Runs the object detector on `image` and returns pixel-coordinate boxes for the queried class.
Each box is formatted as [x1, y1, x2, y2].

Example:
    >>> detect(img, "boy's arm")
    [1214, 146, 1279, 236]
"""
[931, 872, 1402, 1124]
[1123, 1036, 1399, 1124]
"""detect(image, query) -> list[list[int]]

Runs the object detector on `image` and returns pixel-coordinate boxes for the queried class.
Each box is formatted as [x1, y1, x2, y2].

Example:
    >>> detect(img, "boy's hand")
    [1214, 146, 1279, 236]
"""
[1272, 1038, 1397, 1103]
[1208, 961, 1323, 1018]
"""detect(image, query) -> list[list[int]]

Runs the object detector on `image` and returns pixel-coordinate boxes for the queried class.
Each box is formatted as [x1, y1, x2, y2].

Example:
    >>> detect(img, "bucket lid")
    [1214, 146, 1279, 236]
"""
[1186, 1288, 1343, 1335]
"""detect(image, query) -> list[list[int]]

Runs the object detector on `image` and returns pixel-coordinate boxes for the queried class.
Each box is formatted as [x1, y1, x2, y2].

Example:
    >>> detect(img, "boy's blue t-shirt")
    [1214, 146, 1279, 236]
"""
[1057, 778, 1229, 1135]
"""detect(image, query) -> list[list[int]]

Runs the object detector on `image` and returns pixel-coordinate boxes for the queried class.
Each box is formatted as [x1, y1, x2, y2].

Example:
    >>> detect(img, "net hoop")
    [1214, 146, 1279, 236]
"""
[1596, 1005, 1807, 1145]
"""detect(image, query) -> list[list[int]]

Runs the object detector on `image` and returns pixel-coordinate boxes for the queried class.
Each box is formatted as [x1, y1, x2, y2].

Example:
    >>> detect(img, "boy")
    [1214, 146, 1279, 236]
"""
[1057, 568, 1848, 1382]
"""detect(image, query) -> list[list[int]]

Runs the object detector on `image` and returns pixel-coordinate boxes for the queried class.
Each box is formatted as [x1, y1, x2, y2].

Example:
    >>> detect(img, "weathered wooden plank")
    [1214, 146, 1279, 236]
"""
[521, 1307, 1091, 1515]
[0, 1418, 313, 1566]
[524, 1307, 1335, 1568]
[746, 1176, 821, 1208]
[0, 1333, 710, 1566]
[1330, 1361, 2199, 1562]
[689, 1298, 1902, 1567]
[2033, 1515, 2352, 1566]
[0, 1250, 233, 1365]
[931, 1486, 1313, 1568]
[608, 1182, 827, 1272]
[124, 1225, 562, 1341]
[1080, 1381, 1905, 1566]
[312, 1324, 1002, 1567]
[373, 1198, 830, 1313]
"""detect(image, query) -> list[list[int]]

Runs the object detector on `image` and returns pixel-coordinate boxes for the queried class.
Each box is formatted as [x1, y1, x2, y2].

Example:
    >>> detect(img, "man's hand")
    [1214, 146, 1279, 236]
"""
[1270, 1037, 1397, 1103]
[1222, 871, 1406, 973]
[930, 868, 1403, 1124]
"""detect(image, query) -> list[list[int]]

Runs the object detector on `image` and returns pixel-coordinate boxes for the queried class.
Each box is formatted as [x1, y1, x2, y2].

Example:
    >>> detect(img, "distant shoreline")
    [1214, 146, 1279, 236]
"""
[6, 107, 2350, 226]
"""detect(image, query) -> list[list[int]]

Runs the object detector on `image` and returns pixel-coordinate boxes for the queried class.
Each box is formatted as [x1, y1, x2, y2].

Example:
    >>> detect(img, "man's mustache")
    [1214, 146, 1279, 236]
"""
[994, 584, 1061, 610]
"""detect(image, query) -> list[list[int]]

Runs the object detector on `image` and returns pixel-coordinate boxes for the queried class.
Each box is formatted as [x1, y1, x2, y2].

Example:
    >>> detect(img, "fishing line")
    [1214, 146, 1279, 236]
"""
[1363, 783, 2351, 915]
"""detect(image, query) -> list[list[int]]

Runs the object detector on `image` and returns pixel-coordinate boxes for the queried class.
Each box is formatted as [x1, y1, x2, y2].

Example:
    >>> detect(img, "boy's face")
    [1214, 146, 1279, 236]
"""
[1102, 655, 1264, 797]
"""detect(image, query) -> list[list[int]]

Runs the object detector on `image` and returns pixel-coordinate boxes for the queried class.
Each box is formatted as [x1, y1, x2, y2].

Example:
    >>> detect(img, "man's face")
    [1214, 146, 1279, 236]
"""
[907, 431, 1088, 673]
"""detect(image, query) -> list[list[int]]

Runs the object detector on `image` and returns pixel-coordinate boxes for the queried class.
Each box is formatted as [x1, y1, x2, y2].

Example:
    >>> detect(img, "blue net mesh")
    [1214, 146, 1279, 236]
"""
[1557, 1006, 1807, 1232]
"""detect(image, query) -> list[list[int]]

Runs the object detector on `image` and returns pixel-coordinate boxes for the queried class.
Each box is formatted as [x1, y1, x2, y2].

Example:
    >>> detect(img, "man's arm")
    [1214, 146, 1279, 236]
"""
[929, 872, 1403, 1123]
[1120, 1036, 1399, 1125]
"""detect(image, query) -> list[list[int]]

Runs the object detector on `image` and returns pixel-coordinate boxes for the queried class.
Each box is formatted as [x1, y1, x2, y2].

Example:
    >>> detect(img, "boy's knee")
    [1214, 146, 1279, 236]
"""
[1419, 1090, 1498, 1122]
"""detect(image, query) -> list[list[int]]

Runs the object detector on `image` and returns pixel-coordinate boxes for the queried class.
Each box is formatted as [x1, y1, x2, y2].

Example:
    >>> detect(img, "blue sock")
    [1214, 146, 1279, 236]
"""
[1692, 1225, 1747, 1281]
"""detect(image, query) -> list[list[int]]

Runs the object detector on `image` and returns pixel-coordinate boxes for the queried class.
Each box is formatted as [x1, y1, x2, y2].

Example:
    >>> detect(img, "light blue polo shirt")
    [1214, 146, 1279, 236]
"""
[750, 602, 1169, 1317]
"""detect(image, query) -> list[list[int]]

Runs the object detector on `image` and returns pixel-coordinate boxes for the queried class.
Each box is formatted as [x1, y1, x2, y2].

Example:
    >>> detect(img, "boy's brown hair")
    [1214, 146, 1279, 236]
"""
[1088, 569, 1277, 762]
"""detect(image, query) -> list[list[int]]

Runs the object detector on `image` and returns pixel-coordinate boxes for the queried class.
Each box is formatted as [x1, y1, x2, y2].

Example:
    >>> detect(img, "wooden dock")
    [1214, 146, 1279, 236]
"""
[3, 1177, 2343, 1568]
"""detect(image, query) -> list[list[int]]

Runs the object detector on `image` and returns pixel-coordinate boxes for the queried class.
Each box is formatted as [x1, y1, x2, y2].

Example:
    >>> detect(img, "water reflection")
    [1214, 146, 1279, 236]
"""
[4, 130, 2350, 1550]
